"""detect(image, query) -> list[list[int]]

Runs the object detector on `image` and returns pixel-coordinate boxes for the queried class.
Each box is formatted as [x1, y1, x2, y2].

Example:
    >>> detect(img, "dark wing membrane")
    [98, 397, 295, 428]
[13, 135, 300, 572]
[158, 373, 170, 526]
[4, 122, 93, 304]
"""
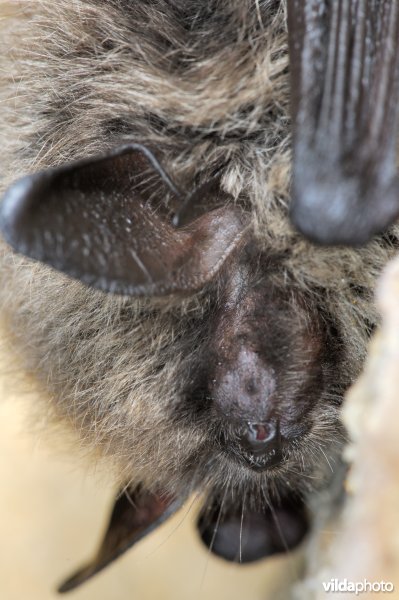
[0, 144, 248, 296]
[288, 0, 399, 245]
[58, 488, 182, 593]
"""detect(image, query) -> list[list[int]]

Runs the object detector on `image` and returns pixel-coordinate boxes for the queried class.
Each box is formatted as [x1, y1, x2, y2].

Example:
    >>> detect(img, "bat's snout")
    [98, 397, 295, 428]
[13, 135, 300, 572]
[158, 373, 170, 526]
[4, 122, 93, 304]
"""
[207, 271, 325, 474]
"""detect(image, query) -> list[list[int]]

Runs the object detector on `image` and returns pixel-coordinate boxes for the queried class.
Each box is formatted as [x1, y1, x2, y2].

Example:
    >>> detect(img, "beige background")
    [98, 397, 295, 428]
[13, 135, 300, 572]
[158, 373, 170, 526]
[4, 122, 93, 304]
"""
[0, 366, 301, 600]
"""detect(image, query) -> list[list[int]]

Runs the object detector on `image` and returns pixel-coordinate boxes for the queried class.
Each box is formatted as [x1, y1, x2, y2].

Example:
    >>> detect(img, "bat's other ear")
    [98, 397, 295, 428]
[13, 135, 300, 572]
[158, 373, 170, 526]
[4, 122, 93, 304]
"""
[0, 144, 248, 296]
[197, 495, 308, 563]
[288, 1, 399, 245]
[58, 487, 182, 593]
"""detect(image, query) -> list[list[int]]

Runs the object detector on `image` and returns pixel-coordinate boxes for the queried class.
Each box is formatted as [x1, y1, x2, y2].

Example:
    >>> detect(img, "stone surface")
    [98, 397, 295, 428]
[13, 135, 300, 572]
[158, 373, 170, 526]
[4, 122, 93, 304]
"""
[296, 255, 399, 599]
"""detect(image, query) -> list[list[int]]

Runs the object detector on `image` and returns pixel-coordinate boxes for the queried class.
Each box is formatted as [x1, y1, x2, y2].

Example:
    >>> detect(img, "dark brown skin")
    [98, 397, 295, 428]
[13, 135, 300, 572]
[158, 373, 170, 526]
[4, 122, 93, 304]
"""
[288, 0, 399, 245]
[0, 144, 248, 296]
[206, 252, 334, 470]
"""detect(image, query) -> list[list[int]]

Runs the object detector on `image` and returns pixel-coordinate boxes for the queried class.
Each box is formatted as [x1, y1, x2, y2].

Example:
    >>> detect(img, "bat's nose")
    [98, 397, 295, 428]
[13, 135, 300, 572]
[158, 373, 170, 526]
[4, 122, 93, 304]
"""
[236, 420, 283, 471]
[240, 421, 276, 453]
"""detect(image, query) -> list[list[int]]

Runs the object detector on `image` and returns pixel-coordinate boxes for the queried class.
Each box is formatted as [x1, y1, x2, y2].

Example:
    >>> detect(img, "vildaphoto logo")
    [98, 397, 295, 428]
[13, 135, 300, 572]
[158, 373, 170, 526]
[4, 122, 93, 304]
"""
[322, 579, 394, 595]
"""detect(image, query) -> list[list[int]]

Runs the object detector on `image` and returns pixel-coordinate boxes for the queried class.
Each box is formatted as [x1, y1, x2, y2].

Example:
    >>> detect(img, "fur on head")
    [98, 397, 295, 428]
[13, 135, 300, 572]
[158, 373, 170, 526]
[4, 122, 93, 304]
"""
[0, 0, 398, 590]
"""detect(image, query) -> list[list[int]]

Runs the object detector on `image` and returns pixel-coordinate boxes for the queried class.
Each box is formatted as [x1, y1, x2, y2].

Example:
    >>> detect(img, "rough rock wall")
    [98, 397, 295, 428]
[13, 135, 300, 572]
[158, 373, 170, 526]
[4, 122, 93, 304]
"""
[296, 256, 399, 598]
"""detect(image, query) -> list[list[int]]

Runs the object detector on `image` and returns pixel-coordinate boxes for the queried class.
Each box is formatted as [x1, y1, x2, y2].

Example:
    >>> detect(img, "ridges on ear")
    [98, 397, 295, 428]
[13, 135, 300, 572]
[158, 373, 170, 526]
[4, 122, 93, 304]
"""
[0, 143, 249, 296]
[288, 0, 399, 245]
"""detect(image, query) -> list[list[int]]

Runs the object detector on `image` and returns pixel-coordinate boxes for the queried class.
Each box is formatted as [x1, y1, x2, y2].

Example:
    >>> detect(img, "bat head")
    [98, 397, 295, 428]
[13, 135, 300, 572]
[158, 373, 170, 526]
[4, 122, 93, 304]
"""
[0, 142, 346, 591]
[4, 0, 396, 591]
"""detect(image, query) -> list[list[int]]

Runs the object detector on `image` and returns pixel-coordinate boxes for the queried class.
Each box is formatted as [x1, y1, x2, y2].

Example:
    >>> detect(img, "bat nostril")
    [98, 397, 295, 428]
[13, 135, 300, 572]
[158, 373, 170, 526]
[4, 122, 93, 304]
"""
[242, 421, 276, 450]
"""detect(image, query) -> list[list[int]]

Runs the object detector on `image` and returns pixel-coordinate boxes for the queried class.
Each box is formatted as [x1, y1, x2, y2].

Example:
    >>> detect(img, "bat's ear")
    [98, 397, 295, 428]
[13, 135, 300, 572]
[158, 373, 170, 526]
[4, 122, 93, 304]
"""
[0, 144, 248, 296]
[288, 1, 399, 245]
[197, 496, 308, 563]
[58, 487, 182, 593]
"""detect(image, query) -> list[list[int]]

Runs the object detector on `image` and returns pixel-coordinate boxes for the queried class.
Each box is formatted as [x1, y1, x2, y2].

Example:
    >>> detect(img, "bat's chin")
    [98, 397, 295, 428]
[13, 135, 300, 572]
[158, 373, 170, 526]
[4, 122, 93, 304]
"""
[224, 439, 288, 473]
[238, 448, 283, 472]
[202, 419, 345, 497]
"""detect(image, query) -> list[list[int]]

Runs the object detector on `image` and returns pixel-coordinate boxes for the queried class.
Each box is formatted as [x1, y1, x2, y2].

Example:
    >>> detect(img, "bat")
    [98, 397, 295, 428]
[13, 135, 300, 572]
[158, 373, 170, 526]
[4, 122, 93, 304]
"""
[0, 141, 342, 590]
[0, 0, 397, 594]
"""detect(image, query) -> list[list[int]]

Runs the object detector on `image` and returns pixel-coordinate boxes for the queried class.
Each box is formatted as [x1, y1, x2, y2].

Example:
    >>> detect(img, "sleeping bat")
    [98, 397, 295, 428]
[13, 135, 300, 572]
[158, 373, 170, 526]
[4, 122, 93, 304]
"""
[0, 0, 398, 594]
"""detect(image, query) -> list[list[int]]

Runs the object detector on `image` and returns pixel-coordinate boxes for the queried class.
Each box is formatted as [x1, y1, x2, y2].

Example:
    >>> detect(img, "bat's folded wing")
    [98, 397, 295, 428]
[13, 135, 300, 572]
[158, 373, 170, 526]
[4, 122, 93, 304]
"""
[288, 0, 399, 245]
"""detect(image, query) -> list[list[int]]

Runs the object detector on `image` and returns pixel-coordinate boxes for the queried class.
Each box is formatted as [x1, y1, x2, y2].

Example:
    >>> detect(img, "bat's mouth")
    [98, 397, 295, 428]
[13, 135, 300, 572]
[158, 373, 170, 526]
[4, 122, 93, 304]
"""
[238, 446, 284, 472]
[218, 419, 300, 473]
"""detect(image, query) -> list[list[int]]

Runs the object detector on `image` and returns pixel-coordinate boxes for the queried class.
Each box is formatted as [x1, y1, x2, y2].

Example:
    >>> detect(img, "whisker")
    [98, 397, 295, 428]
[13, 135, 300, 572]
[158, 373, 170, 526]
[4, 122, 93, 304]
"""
[198, 485, 228, 597]
[239, 490, 246, 564]
[265, 496, 300, 582]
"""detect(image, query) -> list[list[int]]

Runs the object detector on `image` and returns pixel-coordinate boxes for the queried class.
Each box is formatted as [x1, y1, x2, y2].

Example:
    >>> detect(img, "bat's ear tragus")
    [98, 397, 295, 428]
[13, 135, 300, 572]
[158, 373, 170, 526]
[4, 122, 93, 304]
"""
[172, 164, 228, 228]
